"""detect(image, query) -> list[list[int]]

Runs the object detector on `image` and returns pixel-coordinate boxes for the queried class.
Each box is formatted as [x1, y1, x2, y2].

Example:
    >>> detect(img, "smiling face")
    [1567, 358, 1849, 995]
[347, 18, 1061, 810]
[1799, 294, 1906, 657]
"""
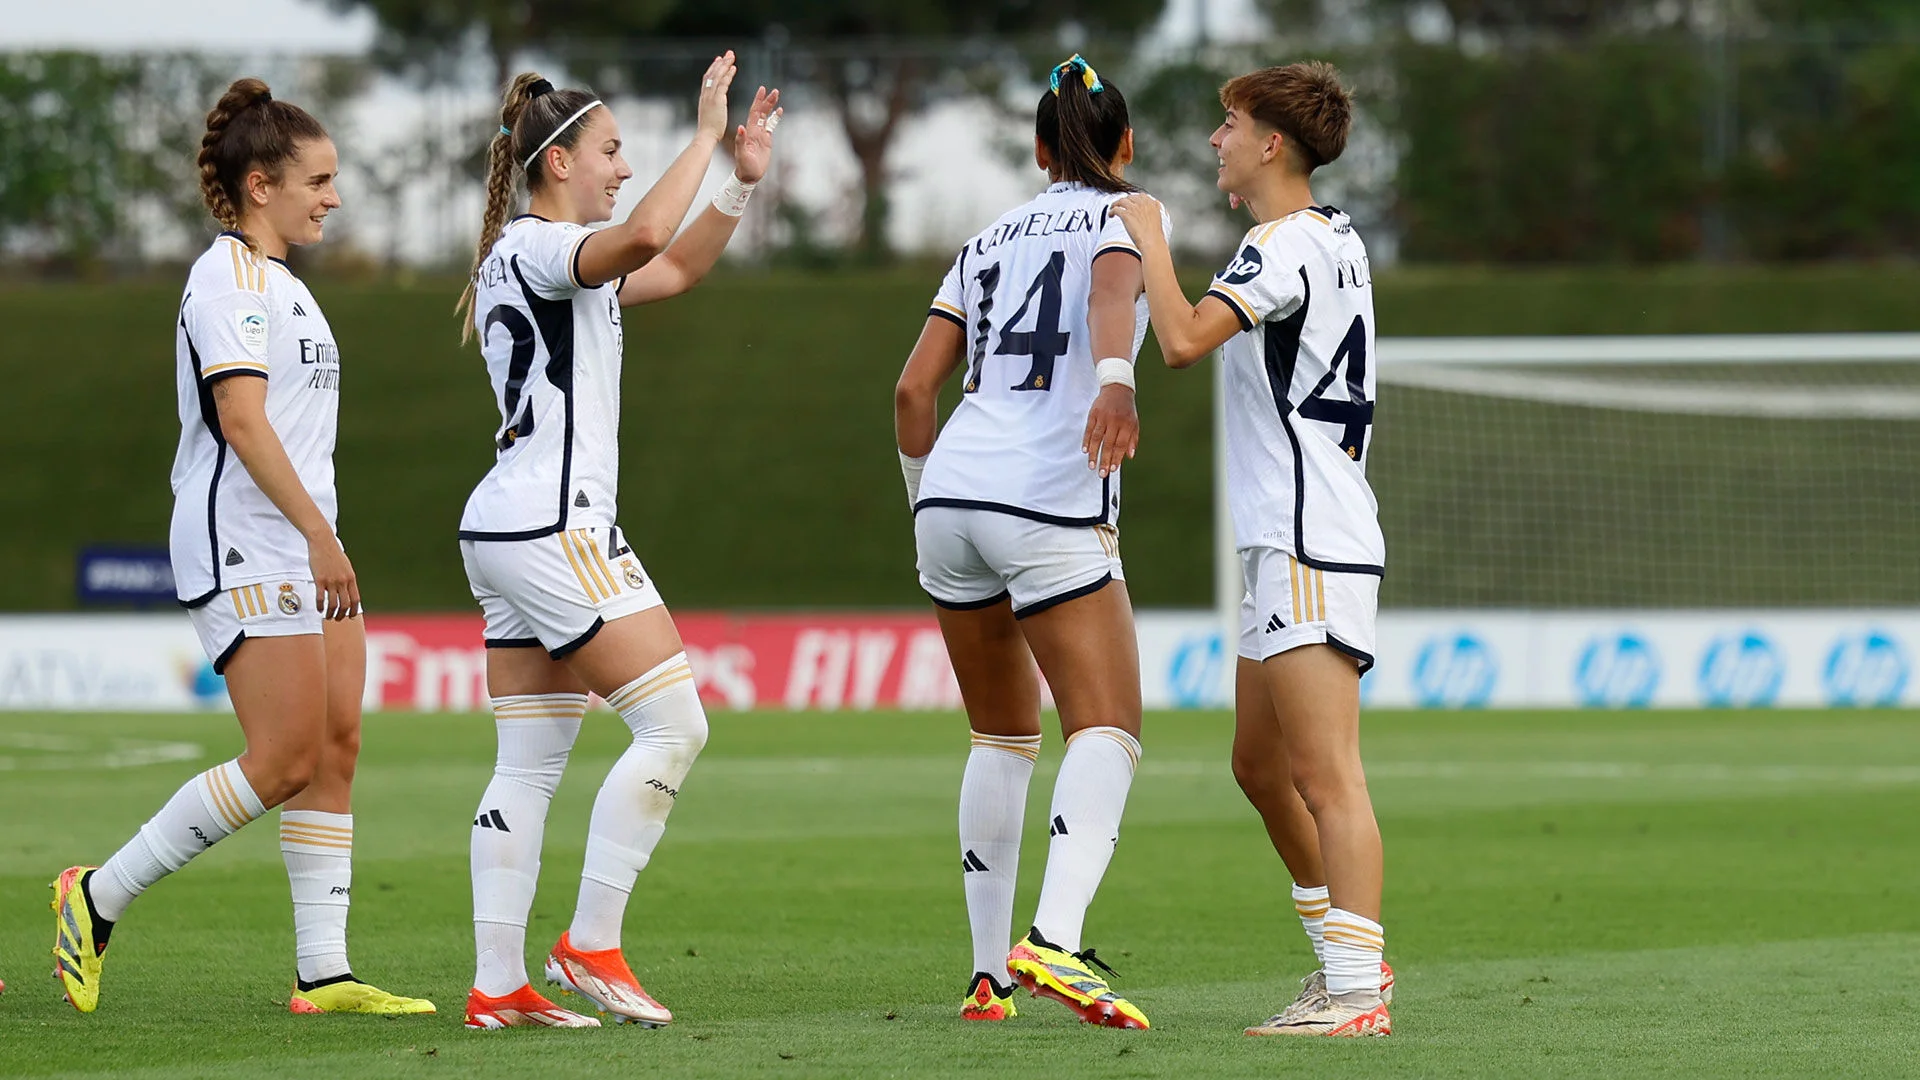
[1210, 107, 1278, 198]
[249, 138, 341, 248]
[546, 108, 632, 224]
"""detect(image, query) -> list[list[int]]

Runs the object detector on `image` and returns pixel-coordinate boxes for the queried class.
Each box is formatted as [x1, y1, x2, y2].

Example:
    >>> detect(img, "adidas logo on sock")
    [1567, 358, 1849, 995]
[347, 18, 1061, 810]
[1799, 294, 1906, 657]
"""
[961, 849, 990, 873]
[473, 809, 509, 831]
[225, 548, 245, 566]
[1049, 815, 1068, 837]
[1265, 613, 1284, 634]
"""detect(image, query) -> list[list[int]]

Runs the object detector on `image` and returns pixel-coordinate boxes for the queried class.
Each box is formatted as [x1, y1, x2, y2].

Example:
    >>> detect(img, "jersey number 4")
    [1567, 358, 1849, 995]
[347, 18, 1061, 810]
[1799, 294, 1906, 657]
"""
[964, 252, 1068, 394]
[1297, 314, 1374, 460]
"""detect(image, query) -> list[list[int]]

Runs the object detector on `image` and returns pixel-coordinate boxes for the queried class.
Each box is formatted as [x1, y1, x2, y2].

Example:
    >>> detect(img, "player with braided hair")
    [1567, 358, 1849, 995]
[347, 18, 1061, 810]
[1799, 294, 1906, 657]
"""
[50, 78, 433, 1019]
[456, 55, 783, 1030]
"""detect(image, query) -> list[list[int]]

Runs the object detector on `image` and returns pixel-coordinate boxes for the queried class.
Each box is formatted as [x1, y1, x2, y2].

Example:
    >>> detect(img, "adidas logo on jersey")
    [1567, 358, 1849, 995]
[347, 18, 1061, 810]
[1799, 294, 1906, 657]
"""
[1265, 614, 1285, 634]
[224, 548, 245, 566]
[574, 490, 591, 508]
[292, 301, 308, 317]
[473, 809, 510, 831]
[961, 849, 990, 873]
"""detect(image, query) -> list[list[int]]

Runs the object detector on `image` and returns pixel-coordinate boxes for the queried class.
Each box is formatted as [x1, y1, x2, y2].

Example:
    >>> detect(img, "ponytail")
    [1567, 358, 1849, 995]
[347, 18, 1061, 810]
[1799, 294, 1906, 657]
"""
[458, 72, 605, 343]
[1036, 55, 1136, 195]
[197, 78, 328, 252]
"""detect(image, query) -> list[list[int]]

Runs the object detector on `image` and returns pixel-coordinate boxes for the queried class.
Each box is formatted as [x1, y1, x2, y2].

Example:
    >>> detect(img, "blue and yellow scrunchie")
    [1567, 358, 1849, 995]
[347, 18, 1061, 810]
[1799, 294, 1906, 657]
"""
[1049, 54, 1104, 95]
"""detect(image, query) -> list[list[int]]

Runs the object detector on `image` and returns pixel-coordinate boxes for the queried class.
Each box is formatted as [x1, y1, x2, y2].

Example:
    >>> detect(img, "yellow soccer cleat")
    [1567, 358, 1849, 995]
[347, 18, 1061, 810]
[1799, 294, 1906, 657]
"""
[545, 932, 672, 1027]
[50, 866, 106, 1014]
[290, 976, 437, 1015]
[960, 972, 1018, 1021]
[1005, 931, 1148, 1030]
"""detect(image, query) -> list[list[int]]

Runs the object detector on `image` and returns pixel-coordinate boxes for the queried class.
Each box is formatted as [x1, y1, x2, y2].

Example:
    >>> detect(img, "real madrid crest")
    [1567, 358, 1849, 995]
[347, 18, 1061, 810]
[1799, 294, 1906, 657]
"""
[622, 562, 645, 590]
[278, 582, 302, 615]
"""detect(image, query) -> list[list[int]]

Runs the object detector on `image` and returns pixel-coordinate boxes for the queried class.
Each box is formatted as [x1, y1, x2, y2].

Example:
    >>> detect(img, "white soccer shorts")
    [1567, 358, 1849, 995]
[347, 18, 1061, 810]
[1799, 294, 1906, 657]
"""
[1237, 547, 1378, 673]
[460, 526, 665, 658]
[914, 505, 1124, 619]
[187, 578, 325, 673]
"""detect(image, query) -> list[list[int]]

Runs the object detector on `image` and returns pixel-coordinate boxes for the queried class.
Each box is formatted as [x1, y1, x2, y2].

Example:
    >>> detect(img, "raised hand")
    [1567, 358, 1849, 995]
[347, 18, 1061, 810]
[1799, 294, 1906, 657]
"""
[695, 51, 738, 143]
[733, 86, 783, 184]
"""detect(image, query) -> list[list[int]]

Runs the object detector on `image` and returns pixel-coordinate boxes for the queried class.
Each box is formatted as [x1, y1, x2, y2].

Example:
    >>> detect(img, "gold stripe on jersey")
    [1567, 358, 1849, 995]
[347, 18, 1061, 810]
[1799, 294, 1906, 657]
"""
[930, 298, 964, 319]
[1205, 282, 1258, 328]
[225, 237, 266, 293]
[200, 359, 269, 378]
[559, 531, 605, 602]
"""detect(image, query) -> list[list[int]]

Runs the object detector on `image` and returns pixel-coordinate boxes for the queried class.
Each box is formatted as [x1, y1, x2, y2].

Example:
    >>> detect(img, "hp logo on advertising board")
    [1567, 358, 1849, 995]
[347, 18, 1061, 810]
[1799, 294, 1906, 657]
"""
[1167, 632, 1226, 708]
[1574, 633, 1661, 708]
[1698, 632, 1784, 707]
[1822, 631, 1909, 707]
[1411, 633, 1498, 709]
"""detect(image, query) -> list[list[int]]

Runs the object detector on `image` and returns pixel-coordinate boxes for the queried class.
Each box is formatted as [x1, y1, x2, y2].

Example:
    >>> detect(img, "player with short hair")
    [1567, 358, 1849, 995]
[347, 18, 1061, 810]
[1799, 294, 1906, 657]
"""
[51, 78, 433, 1017]
[456, 57, 781, 1030]
[1110, 60, 1393, 1037]
[895, 55, 1168, 1030]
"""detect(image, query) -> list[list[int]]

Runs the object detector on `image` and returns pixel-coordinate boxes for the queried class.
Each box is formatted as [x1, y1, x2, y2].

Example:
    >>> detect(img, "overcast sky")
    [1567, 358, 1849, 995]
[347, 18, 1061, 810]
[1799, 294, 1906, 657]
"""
[0, 0, 1256, 52]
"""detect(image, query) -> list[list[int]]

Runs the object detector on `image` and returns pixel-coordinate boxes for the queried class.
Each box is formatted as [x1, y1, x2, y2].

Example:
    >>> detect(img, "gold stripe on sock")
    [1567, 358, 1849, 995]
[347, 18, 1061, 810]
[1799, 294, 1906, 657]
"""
[609, 662, 694, 711]
[279, 833, 353, 851]
[1065, 726, 1141, 770]
[204, 767, 247, 831]
[280, 820, 353, 837]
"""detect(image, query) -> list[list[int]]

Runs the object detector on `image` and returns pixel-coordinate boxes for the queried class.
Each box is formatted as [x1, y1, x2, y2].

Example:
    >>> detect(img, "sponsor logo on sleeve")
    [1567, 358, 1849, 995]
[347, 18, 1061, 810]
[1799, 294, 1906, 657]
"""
[1217, 245, 1264, 286]
[236, 309, 269, 358]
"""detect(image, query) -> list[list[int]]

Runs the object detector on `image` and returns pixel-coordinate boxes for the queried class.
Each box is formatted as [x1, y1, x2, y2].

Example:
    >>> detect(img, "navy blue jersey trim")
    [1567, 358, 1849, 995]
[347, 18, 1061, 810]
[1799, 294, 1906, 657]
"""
[928, 307, 967, 329]
[458, 524, 565, 543]
[212, 632, 246, 675]
[913, 491, 1110, 529]
[182, 311, 229, 599]
[1325, 632, 1375, 675]
[484, 636, 543, 649]
[202, 368, 268, 387]
[1207, 287, 1257, 332]
[1013, 573, 1113, 620]
[1092, 245, 1141, 263]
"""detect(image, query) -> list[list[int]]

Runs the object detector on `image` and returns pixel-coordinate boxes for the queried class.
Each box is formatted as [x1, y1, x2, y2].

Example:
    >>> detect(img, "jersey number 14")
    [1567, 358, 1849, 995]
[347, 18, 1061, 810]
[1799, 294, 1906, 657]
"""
[964, 252, 1068, 395]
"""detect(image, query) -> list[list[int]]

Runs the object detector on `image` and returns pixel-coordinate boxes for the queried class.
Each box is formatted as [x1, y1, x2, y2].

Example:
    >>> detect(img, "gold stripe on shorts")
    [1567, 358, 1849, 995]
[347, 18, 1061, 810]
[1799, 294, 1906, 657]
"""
[560, 530, 605, 602]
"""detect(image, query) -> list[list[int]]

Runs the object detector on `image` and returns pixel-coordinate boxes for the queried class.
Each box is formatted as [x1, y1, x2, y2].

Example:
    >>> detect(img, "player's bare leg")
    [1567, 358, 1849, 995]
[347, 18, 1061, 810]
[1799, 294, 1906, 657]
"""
[935, 599, 1041, 1019]
[1001, 581, 1149, 1029]
[1247, 643, 1389, 1036]
[279, 615, 433, 1015]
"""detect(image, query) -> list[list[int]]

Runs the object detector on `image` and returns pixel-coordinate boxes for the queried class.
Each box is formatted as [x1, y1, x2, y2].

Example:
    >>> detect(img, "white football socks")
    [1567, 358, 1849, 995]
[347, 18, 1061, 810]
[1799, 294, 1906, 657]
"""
[959, 731, 1040, 979]
[569, 654, 708, 952]
[280, 810, 353, 984]
[90, 758, 265, 922]
[1030, 726, 1140, 954]
[1323, 907, 1386, 996]
[1292, 882, 1330, 966]
[471, 692, 586, 997]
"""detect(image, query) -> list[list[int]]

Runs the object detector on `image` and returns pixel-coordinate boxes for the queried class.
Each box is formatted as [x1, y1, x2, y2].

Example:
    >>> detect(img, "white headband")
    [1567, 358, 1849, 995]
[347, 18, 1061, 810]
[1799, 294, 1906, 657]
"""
[522, 99, 603, 172]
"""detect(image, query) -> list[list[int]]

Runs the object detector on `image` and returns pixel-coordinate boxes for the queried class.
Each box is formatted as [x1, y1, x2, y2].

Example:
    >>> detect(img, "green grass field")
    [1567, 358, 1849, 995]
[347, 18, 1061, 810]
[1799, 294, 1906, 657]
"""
[3, 707, 1918, 1078]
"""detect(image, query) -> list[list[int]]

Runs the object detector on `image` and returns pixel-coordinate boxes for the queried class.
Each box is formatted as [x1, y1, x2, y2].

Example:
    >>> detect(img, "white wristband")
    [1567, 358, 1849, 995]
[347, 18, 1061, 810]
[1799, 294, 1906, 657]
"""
[1096, 356, 1136, 391]
[712, 174, 757, 217]
[899, 449, 928, 508]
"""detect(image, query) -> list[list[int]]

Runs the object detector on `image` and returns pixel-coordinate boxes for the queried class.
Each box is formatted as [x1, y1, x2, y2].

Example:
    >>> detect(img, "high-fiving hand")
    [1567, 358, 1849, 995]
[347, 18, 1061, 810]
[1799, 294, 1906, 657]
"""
[733, 86, 783, 184]
[695, 51, 738, 143]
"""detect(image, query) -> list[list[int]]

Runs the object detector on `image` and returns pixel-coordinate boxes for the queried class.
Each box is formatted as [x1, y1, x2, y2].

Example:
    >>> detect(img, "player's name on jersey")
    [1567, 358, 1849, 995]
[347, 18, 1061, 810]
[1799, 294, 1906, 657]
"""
[969, 206, 1103, 256]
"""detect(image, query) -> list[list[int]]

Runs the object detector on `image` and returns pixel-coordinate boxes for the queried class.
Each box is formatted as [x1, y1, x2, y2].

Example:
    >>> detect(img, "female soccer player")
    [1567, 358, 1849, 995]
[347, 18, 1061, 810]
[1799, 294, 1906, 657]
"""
[1110, 61, 1391, 1037]
[894, 55, 1167, 1030]
[456, 57, 781, 1030]
[51, 78, 432, 1017]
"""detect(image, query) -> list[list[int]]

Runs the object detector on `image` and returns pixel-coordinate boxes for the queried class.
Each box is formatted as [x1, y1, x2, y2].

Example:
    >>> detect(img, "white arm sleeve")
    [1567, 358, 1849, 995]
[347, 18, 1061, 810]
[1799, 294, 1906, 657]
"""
[928, 248, 967, 328]
[514, 220, 593, 299]
[185, 268, 272, 382]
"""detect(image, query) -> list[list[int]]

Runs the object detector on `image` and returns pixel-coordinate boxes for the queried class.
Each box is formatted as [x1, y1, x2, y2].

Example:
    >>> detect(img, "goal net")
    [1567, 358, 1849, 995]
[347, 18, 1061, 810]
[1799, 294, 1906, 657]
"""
[1365, 334, 1920, 609]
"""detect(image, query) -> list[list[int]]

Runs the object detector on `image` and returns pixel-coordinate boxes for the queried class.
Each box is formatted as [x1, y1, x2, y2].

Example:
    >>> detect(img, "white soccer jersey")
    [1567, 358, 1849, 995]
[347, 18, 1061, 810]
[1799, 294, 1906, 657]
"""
[1207, 206, 1384, 575]
[460, 215, 626, 540]
[169, 233, 341, 605]
[914, 181, 1168, 525]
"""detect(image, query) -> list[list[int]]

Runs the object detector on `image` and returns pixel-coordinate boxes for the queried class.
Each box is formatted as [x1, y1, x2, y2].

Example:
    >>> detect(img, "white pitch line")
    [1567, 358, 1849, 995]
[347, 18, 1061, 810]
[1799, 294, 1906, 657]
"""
[0, 732, 203, 771]
[1139, 759, 1920, 785]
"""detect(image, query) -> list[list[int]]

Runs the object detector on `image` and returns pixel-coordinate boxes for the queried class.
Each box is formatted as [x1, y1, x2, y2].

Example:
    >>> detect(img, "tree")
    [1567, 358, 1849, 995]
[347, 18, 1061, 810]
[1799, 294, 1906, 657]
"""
[334, 0, 1161, 259]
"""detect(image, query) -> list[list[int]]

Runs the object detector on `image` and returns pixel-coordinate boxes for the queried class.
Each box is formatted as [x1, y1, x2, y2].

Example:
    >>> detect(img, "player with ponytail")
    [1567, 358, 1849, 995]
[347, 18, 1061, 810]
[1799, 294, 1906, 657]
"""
[894, 55, 1168, 1029]
[455, 54, 783, 1030]
[51, 78, 433, 1018]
